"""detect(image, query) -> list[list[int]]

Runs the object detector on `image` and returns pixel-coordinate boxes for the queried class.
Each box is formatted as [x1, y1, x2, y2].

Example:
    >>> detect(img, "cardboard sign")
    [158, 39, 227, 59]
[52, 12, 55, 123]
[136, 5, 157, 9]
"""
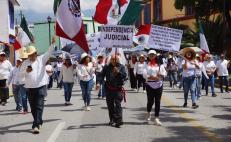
[100, 25, 134, 48]
[148, 25, 183, 52]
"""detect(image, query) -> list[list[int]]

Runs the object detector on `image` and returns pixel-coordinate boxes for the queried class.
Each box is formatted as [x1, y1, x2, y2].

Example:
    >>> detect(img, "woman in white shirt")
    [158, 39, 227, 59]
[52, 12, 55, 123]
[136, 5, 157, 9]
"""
[216, 53, 230, 93]
[134, 54, 146, 93]
[182, 48, 199, 109]
[143, 50, 166, 126]
[203, 54, 217, 97]
[95, 55, 105, 99]
[77, 53, 94, 111]
[59, 56, 75, 105]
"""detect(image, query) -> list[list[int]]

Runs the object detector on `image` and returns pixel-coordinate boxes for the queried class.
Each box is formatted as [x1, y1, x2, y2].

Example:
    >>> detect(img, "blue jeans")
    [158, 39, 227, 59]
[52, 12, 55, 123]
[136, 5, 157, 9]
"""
[168, 70, 178, 87]
[183, 76, 196, 104]
[205, 74, 215, 95]
[13, 85, 22, 111]
[19, 85, 28, 111]
[80, 79, 93, 106]
[63, 82, 74, 102]
[195, 76, 202, 99]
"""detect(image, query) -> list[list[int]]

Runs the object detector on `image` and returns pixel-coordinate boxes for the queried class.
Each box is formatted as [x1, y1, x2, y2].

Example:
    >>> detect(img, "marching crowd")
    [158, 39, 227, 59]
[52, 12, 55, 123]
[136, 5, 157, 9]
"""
[0, 38, 230, 134]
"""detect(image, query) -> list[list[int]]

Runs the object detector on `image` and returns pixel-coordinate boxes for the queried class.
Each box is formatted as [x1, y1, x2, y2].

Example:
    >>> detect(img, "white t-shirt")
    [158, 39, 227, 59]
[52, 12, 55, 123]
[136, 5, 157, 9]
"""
[0, 60, 12, 80]
[59, 65, 75, 83]
[203, 61, 216, 74]
[77, 63, 95, 82]
[134, 62, 147, 75]
[95, 62, 105, 73]
[216, 59, 229, 76]
[143, 64, 167, 81]
[182, 60, 198, 77]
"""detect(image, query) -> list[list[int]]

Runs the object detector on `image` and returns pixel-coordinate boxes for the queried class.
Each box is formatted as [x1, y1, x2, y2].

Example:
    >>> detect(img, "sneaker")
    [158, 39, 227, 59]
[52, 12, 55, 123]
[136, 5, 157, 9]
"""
[86, 106, 91, 111]
[192, 103, 199, 109]
[154, 118, 162, 126]
[32, 127, 40, 134]
[19, 110, 24, 114]
[44, 97, 47, 101]
[108, 121, 114, 126]
[147, 113, 151, 121]
[115, 122, 123, 128]
[183, 103, 187, 108]
[212, 94, 217, 97]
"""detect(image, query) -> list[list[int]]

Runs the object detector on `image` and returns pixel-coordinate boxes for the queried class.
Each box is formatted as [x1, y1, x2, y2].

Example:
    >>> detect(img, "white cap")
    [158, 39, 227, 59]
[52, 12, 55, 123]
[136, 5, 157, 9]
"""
[0, 51, 6, 55]
[148, 50, 157, 55]
[81, 53, 88, 60]
[16, 58, 22, 62]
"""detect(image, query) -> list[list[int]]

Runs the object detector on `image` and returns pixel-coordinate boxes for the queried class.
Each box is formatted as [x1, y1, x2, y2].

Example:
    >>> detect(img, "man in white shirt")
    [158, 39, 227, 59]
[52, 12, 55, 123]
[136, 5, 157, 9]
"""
[0, 51, 12, 106]
[216, 54, 230, 93]
[20, 37, 56, 134]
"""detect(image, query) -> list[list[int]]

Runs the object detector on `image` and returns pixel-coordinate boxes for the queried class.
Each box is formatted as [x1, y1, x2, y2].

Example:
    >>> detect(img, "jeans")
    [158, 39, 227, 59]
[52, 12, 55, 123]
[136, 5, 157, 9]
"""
[168, 70, 178, 87]
[195, 76, 202, 99]
[28, 85, 46, 128]
[205, 74, 215, 95]
[219, 76, 229, 93]
[146, 84, 163, 117]
[19, 85, 28, 111]
[63, 82, 74, 102]
[183, 76, 196, 104]
[80, 79, 93, 106]
[0, 87, 9, 103]
[13, 85, 22, 110]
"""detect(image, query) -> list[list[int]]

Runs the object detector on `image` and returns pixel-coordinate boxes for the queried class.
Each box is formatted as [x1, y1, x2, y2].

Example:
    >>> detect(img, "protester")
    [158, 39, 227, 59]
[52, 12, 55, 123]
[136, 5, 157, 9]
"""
[127, 54, 137, 91]
[216, 53, 230, 93]
[203, 54, 217, 97]
[58, 56, 75, 105]
[95, 54, 106, 99]
[134, 54, 147, 93]
[97, 55, 127, 128]
[45, 62, 53, 90]
[55, 58, 63, 89]
[8, 52, 29, 114]
[195, 54, 208, 100]
[77, 53, 94, 111]
[20, 36, 56, 134]
[0, 51, 12, 106]
[182, 48, 199, 108]
[143, 50, 166, 126]
[166, 55, 178, 88]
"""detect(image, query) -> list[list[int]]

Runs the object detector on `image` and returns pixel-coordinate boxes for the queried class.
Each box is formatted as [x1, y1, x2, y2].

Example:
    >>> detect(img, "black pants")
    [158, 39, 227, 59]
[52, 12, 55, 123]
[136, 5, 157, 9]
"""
[219, 76, 229, 93]
[129, 68, 137, 89]
[146, 84, 163, 117]
[105, 87, 123, 124]
[0, 87, 9, 103]
[136, 74, 146, 90]
[28, 85, 46, 128]
[48, 76, 53, 89]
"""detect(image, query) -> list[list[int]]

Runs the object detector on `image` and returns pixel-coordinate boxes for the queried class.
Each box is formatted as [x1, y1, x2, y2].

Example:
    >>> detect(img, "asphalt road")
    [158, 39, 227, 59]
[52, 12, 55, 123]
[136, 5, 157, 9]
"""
[0, 82, 230, 142]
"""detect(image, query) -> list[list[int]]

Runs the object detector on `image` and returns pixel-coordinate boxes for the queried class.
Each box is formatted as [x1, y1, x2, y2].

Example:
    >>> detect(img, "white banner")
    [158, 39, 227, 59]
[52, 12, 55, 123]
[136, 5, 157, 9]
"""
[100, 25, 134, 48]
[148, 25, 183, 52]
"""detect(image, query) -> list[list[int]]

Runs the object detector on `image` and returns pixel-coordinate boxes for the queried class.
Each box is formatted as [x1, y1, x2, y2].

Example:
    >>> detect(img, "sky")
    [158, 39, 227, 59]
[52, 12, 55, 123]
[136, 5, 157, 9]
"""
[15, 0, 98, 23]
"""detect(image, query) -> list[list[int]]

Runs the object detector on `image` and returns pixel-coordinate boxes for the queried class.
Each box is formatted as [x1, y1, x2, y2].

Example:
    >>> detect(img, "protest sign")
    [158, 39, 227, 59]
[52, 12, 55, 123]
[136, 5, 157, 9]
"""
[86, 32, 100, 51]
[100, 25, 134, 48]
[148, 25, 183, 52]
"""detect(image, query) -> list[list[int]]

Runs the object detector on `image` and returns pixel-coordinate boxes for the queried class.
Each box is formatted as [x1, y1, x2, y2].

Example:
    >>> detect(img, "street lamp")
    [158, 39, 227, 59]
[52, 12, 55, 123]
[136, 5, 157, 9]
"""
[47, 16, 52, 45]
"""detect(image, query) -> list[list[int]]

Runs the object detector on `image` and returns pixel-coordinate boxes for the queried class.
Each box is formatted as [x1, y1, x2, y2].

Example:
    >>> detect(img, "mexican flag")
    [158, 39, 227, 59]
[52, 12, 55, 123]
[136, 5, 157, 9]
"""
[118, 0, 145, 25]
[9, 16, 33, 50]
[54, 0, 89, 52]
[133, 24, 151, 45]
[93, 0, 129, 25]
[199, 22, 210, 53]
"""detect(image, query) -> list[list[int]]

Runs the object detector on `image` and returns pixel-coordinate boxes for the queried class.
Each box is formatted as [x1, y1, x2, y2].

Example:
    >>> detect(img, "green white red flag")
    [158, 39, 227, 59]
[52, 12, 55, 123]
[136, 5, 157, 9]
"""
[54, 0, 89, 52]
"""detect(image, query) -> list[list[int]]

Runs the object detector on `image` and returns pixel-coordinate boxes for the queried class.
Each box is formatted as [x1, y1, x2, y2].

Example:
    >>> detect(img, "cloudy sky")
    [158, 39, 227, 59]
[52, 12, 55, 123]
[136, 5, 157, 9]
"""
[15, 0, 98, 23]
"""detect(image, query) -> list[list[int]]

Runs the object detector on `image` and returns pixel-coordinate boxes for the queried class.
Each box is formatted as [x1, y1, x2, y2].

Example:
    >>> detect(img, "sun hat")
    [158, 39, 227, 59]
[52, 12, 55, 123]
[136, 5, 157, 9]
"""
[81, 53, 89, 60]
[19, 53, 28, 59]
[180, 47, 196, 58]
[148, 50, 157, 55]
[0, 51, 6, 55]
[27, 46, 37, 56]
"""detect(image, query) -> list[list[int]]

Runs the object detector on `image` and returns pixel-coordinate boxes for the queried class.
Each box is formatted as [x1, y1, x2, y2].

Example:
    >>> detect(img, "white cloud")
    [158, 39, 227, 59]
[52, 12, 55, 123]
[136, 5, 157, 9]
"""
[16, 0, 98, 13]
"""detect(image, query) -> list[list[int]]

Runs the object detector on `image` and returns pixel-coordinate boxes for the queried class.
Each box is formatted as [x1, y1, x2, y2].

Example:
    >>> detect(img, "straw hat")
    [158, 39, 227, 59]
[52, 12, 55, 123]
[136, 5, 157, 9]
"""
[27, 46, 37, 56]
[19, 53, 28, 59]
[180, 47, 196, 58]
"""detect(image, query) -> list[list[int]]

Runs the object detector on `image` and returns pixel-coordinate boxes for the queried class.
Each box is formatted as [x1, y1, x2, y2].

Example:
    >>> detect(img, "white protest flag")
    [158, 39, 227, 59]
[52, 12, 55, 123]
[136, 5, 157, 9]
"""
[199, 22, 210, 53]
[148, 25, 183, 52]
[100, 25, 134, 48]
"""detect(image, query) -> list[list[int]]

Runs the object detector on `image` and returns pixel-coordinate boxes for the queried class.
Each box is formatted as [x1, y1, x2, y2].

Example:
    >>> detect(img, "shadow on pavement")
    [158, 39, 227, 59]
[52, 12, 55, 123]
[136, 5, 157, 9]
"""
[0, 119, 60, 135]
[44, 103, 66, 107]
[212, 114, 231, 120]
[60, 109, 83, 112]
